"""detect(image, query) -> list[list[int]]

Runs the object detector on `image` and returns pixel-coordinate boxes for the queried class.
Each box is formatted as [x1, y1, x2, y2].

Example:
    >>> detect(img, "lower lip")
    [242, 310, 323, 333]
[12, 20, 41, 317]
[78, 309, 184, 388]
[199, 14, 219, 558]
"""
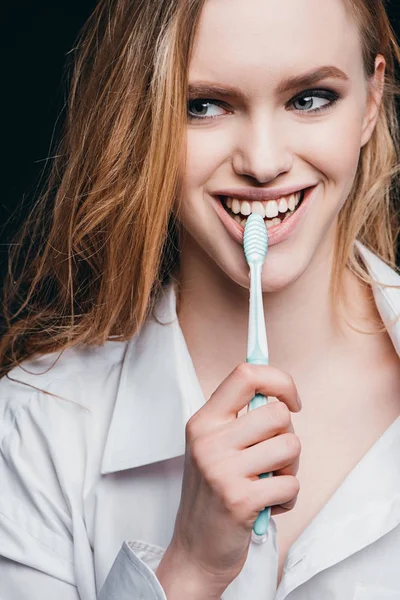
[212, 185, 319, 246]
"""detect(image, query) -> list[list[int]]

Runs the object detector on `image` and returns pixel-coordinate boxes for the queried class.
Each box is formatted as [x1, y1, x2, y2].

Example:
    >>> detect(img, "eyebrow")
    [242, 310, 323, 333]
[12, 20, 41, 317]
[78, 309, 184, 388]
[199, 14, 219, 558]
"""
[188, 66, 349, 99]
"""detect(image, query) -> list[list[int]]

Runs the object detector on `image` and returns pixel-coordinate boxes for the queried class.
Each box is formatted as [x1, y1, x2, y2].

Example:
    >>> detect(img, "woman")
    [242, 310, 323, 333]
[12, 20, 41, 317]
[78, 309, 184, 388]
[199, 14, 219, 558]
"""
[1, 0, 400, 598]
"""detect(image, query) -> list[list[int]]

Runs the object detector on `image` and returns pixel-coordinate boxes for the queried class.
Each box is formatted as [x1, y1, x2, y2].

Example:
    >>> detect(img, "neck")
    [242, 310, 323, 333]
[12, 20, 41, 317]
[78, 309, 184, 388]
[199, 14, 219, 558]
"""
[176, 233, 380, 401]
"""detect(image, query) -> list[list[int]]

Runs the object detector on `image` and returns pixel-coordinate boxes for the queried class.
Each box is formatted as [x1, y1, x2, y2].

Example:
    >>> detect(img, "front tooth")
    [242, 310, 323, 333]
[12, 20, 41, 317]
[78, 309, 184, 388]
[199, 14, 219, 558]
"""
[265, 200, 279, 218]
[233, 214, 242, 223]
[232, 199, 241, 214]
[240, 200, 251, 216]
[271, 217, 281, 226]
[252, 201, 265, 217]
[266, 220, 275, 229]
[278, 198, 288, 213]
[240, 218, 247, 227]
[226, 197, 233, 209]
[288, 195, 296, 211]
[294, 191, 301, 206]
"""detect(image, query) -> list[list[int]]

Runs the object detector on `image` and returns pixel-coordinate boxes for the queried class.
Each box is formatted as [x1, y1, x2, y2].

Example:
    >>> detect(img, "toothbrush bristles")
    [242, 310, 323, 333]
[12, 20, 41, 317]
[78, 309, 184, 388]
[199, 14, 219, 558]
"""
[243, 213, 268, 264]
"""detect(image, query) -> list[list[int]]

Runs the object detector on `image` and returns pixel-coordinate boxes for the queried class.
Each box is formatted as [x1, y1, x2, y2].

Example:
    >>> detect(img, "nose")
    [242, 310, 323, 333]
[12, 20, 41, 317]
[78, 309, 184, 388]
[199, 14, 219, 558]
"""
[232, 113, 293, 183]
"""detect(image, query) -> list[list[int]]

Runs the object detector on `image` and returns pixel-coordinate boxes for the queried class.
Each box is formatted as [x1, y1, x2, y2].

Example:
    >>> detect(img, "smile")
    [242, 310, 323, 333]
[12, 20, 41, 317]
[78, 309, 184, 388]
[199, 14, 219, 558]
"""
[219, 189, 306, 229]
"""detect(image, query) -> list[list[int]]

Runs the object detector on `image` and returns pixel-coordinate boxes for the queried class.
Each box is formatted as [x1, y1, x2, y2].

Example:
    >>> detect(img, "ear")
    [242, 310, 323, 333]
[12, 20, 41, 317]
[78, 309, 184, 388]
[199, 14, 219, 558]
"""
[360, 54, 386, 148]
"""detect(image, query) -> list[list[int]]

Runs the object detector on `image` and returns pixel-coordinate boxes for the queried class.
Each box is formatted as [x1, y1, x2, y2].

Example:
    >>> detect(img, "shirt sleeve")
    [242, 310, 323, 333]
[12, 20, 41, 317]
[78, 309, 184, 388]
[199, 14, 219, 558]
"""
[0, 548, 167, 600]
[98, 543, 167, 600]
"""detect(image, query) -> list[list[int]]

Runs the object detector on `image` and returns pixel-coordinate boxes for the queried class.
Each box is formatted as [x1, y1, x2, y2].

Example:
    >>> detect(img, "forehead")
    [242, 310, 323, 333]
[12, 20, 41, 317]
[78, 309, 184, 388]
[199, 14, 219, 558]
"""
[190, 0, 363, 87]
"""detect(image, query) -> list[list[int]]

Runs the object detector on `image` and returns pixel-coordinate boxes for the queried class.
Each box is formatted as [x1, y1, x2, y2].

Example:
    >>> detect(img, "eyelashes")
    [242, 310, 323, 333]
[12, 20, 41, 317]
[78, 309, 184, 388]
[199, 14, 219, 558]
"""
[187, 89, 341, 121]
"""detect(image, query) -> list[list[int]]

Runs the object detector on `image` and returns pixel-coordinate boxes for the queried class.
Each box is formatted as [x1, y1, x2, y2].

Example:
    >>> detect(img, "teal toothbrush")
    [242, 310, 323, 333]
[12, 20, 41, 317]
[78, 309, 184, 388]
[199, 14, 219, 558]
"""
[243, 213, 271, 536]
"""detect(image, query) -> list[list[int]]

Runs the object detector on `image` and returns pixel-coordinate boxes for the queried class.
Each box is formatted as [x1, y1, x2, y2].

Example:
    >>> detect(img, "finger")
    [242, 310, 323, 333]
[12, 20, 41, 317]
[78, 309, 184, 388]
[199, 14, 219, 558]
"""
[228, 401, 292, 449]
[250, 475, 300, 512]
[271, 498, 298, 515]
[235, 432, 301, 478]
[203, 363, 301, 426]
[274, 457, 300, 478]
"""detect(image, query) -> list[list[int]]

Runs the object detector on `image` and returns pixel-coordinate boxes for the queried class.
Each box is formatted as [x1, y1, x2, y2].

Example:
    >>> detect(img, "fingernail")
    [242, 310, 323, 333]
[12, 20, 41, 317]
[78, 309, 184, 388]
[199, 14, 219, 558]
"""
[297, 394, 302, 410]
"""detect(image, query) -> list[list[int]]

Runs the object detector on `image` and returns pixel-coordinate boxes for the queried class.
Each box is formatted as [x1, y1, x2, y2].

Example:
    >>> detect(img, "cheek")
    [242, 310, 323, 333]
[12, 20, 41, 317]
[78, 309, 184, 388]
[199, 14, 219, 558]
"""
[183, 129, 228, 189]
[299, 103, 364, 189]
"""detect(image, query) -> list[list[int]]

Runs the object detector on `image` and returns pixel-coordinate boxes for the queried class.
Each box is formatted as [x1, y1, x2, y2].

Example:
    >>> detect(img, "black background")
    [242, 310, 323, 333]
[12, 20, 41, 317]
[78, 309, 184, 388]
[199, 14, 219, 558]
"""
[1, 1, 400, 282]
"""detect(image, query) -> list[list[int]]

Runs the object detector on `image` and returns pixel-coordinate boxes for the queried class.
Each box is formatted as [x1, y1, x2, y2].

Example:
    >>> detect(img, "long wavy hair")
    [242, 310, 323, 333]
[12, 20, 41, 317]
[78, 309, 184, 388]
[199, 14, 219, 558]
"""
[1, 0, 400, 378]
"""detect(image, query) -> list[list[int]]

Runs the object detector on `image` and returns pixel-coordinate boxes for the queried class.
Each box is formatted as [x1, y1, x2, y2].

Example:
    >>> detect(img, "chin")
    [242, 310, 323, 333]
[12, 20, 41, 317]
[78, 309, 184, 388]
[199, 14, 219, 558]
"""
[207, 242, 310, 295]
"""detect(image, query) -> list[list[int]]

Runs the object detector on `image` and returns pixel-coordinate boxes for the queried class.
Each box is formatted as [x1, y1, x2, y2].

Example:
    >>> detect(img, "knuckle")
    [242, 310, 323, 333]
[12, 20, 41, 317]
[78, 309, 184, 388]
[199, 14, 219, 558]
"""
[280, 497, 297, 511]
[282, 371, 296, 391]
[223, 487, 252, 521]
[286, 476, 300, 497]
[235, 362, 254, 382]
[281, 372, 298, 399]
[283, 433, 302, 457]
[185, 414, 202, 442]
[269, 401, 291, 427]
[278, 477, 300, 508]
[190, 435, 211, 469]
[278, 477, 300, 509]
[205, 461, 226, 488]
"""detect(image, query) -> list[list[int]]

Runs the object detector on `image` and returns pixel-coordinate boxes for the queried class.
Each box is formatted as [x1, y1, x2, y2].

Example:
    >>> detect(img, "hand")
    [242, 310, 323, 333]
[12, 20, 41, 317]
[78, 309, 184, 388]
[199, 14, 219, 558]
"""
[165, 363, 302, 595]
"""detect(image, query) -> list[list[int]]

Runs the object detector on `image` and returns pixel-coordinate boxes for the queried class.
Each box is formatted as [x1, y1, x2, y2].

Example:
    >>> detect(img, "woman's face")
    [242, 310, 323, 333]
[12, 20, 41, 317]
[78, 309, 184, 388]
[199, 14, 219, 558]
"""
[179, 0, 384, 292]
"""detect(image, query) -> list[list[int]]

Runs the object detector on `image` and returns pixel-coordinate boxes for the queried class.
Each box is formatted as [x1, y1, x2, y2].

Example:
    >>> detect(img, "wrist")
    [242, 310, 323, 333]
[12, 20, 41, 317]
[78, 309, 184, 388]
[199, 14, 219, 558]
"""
[155, 541, 227, 600]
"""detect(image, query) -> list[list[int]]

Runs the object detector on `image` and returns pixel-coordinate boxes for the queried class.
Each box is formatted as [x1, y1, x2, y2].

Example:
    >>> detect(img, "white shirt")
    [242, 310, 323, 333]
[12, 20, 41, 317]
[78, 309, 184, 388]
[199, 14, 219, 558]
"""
[1, 240, 400, 600]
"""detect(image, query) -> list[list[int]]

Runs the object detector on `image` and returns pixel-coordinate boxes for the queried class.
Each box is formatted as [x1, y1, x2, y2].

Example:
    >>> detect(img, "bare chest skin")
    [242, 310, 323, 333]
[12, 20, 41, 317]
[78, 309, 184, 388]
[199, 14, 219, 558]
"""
[273, 344, 400, 586]
[183, 271, 400, 588]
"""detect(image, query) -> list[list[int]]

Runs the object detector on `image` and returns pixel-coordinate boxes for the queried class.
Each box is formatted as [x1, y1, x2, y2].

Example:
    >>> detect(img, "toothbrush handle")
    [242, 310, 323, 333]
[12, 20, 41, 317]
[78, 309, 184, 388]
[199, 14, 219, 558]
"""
[248, 393, 272, 536]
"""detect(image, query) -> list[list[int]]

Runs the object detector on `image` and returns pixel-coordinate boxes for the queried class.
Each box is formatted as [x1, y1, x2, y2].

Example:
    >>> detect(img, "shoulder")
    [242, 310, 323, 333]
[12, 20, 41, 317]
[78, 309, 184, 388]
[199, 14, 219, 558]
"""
[0, 340, 130, 489]
[0, 341, 132, 531]
[0, 342, 130, 579]
[0, 340, 128, 414]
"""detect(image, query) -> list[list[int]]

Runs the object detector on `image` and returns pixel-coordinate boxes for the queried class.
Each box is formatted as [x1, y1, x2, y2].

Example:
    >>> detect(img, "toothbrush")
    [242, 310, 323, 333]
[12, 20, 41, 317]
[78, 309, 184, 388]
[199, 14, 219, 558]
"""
[243, 213, 271, 537]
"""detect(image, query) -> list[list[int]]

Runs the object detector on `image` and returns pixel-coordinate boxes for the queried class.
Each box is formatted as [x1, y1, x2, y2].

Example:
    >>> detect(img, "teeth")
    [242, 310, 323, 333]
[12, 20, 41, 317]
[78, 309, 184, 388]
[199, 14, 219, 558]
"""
[241, 201, 251, 216]
[252, 201, 265, 217]
[265, 218, 281, 230]
[232, 199, 241, 214]
[265, 200, 279, 218]
[278, 198, 288, 213]
[224, 189, 303, 229]
[224, 190, 302, 218]
[235, 209, 295, 228]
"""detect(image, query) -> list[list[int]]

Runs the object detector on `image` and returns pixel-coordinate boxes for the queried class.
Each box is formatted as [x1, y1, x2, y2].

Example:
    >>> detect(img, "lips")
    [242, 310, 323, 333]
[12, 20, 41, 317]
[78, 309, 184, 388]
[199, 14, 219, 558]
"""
[213, 184, 315, 203]
[211, 184, 319, 246]
[219, 189, 304, 227]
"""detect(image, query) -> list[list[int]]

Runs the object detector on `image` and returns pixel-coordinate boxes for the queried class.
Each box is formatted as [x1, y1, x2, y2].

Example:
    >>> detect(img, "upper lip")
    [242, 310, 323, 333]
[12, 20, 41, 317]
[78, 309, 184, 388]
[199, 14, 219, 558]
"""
[213, 184, 316, 202]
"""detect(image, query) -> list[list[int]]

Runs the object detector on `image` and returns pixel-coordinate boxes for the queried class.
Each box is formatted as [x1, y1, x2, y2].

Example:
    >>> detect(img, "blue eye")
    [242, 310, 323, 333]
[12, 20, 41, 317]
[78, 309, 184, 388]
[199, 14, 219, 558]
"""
[187, 89, 341, 121]
[187, 99, 227, 120]
[291, 90, 340, 114]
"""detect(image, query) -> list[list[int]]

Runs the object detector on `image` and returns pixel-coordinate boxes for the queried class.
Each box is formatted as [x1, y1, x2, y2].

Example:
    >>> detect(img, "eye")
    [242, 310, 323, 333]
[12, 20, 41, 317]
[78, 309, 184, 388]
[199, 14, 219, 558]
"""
[187, 99, 227, 120]
[290, 90, 340, 114]
[187, 89, 341, 121]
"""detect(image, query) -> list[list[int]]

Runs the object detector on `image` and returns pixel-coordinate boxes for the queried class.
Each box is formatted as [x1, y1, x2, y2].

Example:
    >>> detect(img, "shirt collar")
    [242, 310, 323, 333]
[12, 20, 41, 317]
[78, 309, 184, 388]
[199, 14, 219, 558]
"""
[100, 283, 204, 474]
[101, 241, 400, 475]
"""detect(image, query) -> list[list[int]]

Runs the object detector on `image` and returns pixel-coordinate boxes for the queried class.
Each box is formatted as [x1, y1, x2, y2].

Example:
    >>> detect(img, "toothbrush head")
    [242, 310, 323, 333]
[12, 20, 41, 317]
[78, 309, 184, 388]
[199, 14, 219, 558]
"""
[243, 213, 269, 265]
